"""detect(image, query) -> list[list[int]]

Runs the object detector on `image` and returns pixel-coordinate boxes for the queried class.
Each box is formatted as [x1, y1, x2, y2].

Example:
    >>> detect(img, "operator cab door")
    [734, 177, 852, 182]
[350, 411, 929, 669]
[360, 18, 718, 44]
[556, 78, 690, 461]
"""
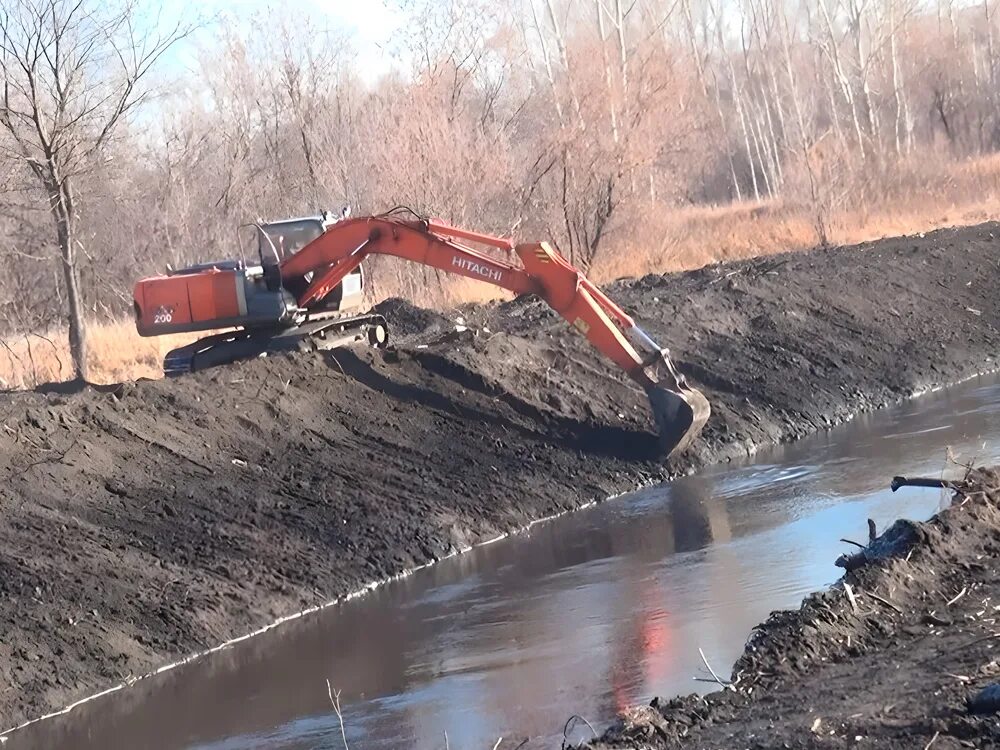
[257, 215, 365, 313]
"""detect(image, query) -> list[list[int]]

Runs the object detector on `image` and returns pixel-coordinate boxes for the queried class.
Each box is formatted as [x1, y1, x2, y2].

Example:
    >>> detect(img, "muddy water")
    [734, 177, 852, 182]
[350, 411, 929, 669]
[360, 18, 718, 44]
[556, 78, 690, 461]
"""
[10, 375, 1000, 749]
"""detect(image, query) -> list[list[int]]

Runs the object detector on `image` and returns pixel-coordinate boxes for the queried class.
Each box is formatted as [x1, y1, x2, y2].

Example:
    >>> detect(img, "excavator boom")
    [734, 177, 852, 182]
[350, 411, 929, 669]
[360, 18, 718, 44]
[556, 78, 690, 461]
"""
[133, 212, 710, 458]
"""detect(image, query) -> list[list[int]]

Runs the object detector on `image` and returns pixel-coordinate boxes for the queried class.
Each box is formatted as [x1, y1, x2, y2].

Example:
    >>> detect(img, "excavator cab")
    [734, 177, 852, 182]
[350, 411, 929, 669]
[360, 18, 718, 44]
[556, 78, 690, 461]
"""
[256, 212, 364, 313]
[257, 217, 325, 263]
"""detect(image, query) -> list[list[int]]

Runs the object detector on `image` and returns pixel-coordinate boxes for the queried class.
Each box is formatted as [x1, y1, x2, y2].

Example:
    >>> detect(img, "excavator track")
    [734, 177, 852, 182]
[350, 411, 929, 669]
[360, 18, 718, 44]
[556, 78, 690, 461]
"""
[163, 313, 388, 376]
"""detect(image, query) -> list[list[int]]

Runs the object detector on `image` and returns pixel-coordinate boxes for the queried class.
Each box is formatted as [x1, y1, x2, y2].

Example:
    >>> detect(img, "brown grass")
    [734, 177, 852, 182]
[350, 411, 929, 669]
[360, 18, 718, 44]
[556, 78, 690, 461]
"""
[5, 152, 1000, 389]
[590, 151, 1000, 282]
[0, 324, 201, 390]
[589, 194, 1000, 282]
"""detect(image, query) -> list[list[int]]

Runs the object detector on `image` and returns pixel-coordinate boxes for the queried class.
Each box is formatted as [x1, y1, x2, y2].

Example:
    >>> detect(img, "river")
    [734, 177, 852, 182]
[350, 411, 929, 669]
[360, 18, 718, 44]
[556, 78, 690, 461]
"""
[8, 374, 1000, 749]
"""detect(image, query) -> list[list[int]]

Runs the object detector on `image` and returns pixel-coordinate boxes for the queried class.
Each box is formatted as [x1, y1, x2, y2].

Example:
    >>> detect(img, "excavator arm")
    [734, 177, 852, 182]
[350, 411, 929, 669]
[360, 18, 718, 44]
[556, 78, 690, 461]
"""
[280, 216, 710, 457]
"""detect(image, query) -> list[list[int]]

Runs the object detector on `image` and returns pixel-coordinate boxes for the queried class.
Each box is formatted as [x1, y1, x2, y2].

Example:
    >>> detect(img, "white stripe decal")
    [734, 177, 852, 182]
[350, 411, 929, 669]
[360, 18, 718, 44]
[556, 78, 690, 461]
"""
[234, 272, 248, 316]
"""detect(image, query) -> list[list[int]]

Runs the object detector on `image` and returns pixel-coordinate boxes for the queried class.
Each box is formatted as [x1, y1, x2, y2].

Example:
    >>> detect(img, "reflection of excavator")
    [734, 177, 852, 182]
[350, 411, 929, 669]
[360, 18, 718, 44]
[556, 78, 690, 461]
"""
[133, 209, 710, 457]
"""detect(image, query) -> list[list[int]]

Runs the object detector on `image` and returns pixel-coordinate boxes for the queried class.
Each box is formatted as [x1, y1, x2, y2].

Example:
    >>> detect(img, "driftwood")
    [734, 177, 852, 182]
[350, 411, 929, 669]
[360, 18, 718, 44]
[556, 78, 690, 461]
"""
[836, 518, 879, 572]
[890, 476, 961, 493]
[836, 516, 920, 573]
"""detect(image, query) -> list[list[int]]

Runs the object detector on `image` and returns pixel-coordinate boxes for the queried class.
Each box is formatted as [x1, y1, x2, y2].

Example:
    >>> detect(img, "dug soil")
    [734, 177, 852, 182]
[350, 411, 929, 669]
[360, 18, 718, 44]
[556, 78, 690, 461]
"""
[1, 223, 999, 728]
[581, 468, 1000, 750]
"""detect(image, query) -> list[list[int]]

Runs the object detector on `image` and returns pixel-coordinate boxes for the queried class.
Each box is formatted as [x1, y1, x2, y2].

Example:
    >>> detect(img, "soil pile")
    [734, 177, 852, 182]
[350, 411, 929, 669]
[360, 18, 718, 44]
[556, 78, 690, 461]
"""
[582, 468, 1000, 750]
[1, 223, 1000, 726]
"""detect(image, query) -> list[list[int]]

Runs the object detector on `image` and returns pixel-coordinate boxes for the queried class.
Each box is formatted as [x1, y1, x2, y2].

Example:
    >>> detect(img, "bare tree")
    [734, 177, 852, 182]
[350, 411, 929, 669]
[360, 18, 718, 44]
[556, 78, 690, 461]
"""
[6, 0, 1000, 388]
[0, 0, 188, 379]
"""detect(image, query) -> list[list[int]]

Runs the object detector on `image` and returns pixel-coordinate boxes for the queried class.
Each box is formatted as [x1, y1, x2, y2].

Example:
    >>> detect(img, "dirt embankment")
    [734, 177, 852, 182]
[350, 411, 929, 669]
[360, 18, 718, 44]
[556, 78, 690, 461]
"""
[0, 223, 999, 727]
[581, 468, 1000, 750]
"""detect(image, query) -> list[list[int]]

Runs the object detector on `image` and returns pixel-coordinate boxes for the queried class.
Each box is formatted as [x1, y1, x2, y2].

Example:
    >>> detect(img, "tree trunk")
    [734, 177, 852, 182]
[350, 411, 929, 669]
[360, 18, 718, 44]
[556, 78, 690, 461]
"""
[543, 0, 585, 129]
[52, 178, 88, 381]
[682, 0, 742, 200]
[888, 0, 905, 157]
[595, 0, 620, 145]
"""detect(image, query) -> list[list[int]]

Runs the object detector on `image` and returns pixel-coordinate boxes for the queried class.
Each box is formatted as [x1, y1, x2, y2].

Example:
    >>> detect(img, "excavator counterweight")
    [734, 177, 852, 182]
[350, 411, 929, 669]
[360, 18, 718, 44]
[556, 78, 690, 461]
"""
[133, 211, 710, 458]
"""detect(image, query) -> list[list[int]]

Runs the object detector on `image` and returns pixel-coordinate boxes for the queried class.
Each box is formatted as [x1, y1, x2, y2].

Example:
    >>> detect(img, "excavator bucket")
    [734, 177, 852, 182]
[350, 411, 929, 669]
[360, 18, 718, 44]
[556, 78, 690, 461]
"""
[647, 382, 711, 459]
[638, 346, 711, 458]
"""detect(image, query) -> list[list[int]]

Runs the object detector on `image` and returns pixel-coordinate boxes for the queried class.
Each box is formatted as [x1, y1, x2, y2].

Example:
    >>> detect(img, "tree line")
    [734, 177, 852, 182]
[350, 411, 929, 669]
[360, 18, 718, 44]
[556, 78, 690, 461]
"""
[1, 0, 998, 379]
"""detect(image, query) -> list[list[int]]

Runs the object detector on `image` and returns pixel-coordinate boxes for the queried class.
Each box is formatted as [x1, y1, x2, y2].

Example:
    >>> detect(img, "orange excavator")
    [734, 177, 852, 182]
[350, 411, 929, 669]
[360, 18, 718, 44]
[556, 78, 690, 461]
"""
[133, 209, 710, 457]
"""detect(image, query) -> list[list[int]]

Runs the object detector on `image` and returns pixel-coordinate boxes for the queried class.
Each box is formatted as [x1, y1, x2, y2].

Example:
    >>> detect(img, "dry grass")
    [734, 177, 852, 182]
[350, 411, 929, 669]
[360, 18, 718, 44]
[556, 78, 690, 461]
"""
[589, 194, 1000, 283]
[590, 151, 1000, 282]
[0, 323, 201, 389]
[5, 152, 1000, 389]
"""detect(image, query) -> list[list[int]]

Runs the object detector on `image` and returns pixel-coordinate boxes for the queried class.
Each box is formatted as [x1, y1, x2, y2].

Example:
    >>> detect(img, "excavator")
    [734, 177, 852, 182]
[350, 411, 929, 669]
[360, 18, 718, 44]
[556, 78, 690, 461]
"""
[133, 209, 710, 458]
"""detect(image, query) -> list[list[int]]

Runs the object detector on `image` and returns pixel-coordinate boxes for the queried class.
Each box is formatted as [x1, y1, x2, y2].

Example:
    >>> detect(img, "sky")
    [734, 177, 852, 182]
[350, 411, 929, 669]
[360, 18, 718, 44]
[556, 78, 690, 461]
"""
[158, 0, 407, 82]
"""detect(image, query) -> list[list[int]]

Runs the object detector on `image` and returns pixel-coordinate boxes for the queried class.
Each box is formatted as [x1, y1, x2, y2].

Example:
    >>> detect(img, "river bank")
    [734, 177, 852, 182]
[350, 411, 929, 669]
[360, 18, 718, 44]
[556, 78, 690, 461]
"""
[1, 222, 999, 729]
[581, 467, 1000, 750]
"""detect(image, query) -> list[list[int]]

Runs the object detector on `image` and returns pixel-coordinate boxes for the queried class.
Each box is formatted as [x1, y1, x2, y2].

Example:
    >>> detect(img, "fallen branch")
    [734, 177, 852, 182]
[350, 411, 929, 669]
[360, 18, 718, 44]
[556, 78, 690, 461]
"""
[836, 548, 870, 573]
[891, 476, 960, 493]
[836, 517, 911, 572]
[562, 714, 597, 749]
[698, 647, 733, 690]
[326, 679, 349, 750]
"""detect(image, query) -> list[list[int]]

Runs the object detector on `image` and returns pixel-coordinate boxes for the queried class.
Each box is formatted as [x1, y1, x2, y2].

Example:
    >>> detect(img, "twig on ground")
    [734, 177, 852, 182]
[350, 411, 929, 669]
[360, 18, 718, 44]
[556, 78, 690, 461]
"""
[947, 587, 968, 607]
[840, 538, 866, 549]
[22, 438, 78, 471]
[444, 730, 449, 750]
[946, 448, 977, 476]
[709, 270, 740, 285]
[492, 738, 503, 750]
[562, 714, 597, 749]
[844, 583, 859, 613]
[956, 632, 1000, 650]
[698, 647, 733, 689]
[327, 352, 346, 375]
[326, 679, 349, 750]
[924, 730, 940, 750]
[866, 590, 904, 614]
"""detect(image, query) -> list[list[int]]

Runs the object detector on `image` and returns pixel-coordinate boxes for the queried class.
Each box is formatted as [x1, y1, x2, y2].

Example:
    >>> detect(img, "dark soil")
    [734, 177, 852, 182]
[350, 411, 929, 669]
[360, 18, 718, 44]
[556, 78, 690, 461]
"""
[581, 468, 1000, 750]
[1, 222, 999, 728]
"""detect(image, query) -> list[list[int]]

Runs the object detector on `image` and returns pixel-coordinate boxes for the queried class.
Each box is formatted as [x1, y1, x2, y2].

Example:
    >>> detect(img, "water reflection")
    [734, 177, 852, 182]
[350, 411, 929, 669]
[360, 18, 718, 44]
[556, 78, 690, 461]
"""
[8, 375, 1000, 750]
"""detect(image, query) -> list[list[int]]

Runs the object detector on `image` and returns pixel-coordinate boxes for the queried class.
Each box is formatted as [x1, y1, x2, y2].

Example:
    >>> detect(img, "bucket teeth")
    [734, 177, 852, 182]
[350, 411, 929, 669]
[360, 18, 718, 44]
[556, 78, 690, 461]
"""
[646, 382, 711, 459]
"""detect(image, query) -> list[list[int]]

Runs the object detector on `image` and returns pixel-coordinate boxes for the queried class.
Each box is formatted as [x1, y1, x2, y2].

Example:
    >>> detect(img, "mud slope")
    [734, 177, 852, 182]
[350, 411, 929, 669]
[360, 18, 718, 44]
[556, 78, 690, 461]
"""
[581, 469, 1000, 750]
[1, 223, 999, 726]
